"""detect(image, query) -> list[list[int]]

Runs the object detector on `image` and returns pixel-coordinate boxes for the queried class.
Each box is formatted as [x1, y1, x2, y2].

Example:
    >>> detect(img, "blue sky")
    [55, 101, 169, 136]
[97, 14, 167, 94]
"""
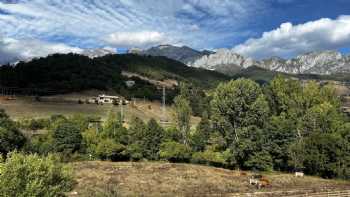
[0, 0, 350, 63]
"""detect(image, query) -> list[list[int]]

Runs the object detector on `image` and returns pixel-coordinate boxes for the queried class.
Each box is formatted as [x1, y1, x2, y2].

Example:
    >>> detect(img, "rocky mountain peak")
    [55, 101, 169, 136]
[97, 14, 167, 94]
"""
[189, 48, 350, 75]
[139, 44, 209, 64]
[82, 48, 116, 59]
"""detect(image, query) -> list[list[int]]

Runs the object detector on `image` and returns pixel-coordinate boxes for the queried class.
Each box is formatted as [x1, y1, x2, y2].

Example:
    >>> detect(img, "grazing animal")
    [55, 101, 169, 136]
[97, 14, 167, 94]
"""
[249, 178, 259, 185]
[295, 172, 304, 177]
[249, 175, 271, 189]
[258, 178, 270, 188]
[240, 172, 247, 176]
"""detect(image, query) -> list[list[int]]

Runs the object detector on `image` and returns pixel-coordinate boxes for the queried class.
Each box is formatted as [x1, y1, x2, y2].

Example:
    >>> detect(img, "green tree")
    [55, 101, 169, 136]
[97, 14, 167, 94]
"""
[82, 128, 100, 157]
[245, 150, 273, 171]
[124, 117, 147, 160]
[288, 140, 305, 171]
[265, 75, 303, 115]
[142, 119, 164, 160]
[160, 141, 192, 162]
[53, 121, 82, 153]
[211, 79, 269, 145]
[95, 138, 125, 161]
[178, 82, 209, 116]
[102, 111, 128, 145]
[0, 109, 26, 155]
[265, 113, 297, 171]
[0, 152, 73, 197]
[211, 79, 269, 169]
[191, 112, 211, 152]
[127, 117, 147, 143]
[302, 102, 344, 135]
[173, 95, 192, 145]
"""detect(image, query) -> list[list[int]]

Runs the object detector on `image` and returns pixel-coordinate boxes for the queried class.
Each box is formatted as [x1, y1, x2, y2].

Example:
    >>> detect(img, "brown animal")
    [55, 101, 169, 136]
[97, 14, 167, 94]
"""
[240, 172, 248, 176]
[257, 180, 269, 189]
[257, 178, 271, 189]
[249, 175, 271, 189]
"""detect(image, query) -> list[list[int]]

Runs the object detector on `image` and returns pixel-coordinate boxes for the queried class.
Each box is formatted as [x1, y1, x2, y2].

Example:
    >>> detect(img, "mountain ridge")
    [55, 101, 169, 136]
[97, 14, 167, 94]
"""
[132, 45, 350, 76]
[137, 45, 213, 65]
[189, 49, 350, 75]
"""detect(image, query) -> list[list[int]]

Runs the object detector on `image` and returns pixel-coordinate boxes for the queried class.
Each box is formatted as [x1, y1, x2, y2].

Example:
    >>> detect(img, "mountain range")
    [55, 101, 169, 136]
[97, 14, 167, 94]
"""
[2, 44, 349, 76]
[135, 44, 213, 64]
[138, 45, 350, 76]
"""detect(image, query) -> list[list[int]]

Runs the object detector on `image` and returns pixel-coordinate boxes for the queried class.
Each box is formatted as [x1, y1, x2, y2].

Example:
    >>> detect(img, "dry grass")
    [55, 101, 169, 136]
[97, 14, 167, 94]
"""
[0, 94, 200, 128]
[68, 161, 350, 197]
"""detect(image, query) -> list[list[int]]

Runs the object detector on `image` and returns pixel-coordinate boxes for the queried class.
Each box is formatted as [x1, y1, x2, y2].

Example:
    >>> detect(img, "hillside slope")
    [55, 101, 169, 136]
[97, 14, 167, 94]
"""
[0, 53, 229, 97]
[70, 161, 350, 197]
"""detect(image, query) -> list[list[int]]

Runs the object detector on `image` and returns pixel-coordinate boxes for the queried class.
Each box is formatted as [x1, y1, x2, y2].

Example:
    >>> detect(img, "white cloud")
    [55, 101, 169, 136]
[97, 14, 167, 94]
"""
[104, 31, 167, 48]
[0, 36, 83, 64]
[0, 0, 267, 50]
[233, 15, 350, 59]
[189, 24, 200, 31]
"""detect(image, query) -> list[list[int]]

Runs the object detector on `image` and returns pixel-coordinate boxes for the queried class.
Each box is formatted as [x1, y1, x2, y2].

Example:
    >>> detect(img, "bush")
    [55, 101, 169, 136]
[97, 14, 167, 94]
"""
[0, 110, 26, 155]
[0, 152, 73, 197]
[53, 121, 82, 153]
[27, 134, 54, 155]
[95, 139, 126, 161]
[160, 141, 191, 162]
[125, 143, 143, 161]
[142, 119, 164, 160]
[244, 150, 273, 171]
[191, 150, 226, 167]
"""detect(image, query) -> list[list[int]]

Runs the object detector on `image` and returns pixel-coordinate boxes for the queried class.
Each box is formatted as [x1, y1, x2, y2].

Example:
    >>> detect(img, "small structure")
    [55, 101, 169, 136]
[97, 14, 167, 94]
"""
[125, 80, 136, 88]
[97, 94, 120, 104]
[88, 94, 129, 105]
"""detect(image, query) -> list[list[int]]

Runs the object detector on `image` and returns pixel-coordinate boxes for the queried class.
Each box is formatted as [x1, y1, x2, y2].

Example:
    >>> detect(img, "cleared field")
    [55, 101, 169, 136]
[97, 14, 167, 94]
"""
[0, 94, 200, 126]
[69, 161, 350, 197]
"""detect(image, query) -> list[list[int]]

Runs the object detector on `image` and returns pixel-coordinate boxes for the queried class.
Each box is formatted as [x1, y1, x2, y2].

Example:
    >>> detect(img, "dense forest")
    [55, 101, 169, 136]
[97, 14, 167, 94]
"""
[1, 75, 349, 196]
[0, 53, 229, 98]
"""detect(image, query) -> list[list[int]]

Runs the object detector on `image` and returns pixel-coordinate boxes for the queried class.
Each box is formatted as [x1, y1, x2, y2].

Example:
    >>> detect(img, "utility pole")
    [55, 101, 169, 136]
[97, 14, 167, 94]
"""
[161, 86, 168, 124]
[120, 101, 124, 123]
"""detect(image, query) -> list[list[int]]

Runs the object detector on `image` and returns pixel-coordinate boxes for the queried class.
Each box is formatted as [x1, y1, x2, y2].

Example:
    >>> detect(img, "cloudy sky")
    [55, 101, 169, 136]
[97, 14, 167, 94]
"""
[0, 0, 350, 63]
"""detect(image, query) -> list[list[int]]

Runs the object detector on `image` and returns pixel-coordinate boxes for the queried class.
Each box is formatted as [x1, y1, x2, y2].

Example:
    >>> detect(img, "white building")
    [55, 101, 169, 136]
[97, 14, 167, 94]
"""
[97, 94, 120, 104]
[125, 80, 136, 88]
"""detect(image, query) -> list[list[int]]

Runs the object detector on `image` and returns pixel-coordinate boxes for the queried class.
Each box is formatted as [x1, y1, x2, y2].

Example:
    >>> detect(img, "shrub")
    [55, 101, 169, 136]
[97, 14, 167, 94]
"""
[0, 152, 73, 197]
[244, 150, 273, 171]
[160, 141, 191, 162]
[0, 110, 26, 155]
[191, 150, 226, 167]
[142, 119, 164, 160]
[125, 143, 143, 161]
[53, 121, 82, 153]
[95, 139, 126, 161]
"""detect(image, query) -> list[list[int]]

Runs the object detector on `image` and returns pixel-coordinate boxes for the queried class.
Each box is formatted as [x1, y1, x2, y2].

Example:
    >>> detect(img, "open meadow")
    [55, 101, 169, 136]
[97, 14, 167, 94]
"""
[69, 161, 350, 197]
[0, 94, 200, 126]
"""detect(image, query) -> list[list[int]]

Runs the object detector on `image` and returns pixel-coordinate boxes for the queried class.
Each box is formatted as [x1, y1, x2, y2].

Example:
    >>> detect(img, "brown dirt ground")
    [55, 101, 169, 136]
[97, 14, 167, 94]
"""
[68, 161, 350, 197]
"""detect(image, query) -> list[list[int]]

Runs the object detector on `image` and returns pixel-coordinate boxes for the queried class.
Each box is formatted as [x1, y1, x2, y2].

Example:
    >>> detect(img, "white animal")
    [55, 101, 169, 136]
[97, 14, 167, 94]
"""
[249, 178, 259, 185]
[295, 172, 304, 177]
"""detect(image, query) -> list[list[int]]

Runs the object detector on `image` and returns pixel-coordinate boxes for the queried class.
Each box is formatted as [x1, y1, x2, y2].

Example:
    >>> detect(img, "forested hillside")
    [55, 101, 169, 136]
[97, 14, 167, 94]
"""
[0, 53, 229, 96]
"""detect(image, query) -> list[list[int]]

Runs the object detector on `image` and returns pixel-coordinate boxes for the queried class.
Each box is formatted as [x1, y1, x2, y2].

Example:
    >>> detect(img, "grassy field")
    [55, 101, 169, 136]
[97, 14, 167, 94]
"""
[69, 161, 350, 197]
[0, 94, 200, 127]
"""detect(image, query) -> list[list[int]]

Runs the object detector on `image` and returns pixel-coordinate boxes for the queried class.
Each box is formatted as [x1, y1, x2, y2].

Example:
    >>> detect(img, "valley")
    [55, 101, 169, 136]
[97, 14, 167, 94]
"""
[1, 1, 350, 196]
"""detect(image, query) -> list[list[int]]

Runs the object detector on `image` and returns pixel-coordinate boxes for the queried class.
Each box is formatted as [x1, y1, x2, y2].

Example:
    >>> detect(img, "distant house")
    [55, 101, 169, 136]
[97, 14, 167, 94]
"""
[97, 94, 120, 104]
[125, 80, 136, 88]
